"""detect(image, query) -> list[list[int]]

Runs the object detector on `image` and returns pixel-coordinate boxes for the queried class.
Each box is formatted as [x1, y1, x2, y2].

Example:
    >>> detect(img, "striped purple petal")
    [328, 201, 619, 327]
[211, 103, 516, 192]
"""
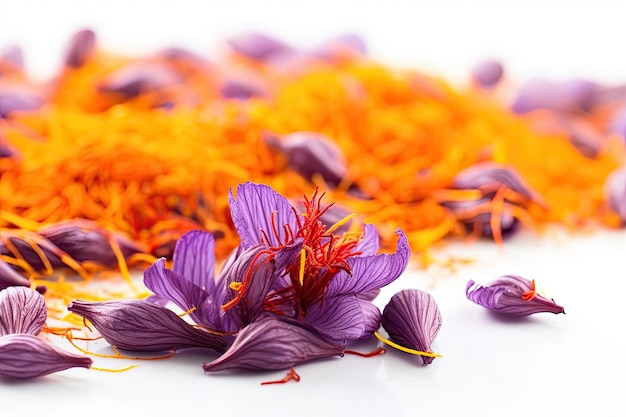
[381, 289, 442, 366]
[67, 299, 226, 352]
[0, 334, 92, 379]
[172, 230, 216, 291]
[0, 287, 47, 336]
[202, 317, 344, 372]
[466, 275, 565, 316]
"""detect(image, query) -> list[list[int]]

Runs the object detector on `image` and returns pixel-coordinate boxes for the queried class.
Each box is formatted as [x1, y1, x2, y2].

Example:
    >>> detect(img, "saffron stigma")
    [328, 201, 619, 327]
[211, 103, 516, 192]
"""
[261, 368, 301, 385]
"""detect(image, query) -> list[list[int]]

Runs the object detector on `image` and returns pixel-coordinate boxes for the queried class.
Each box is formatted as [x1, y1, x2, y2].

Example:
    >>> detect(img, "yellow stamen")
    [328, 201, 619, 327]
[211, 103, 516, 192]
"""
[374, 332, 443, 358]
[325, 213, 358, 235]
[298, 248, 306, 286]
[91, 365, 138, 373]
[229, 282, 243, 291]
[178, 306, 197, 317]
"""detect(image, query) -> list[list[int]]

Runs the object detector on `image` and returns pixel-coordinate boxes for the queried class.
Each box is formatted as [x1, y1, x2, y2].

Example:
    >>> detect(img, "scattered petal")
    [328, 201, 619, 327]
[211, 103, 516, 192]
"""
[202, 317, 344, 372]
[471, 59, 504, 89]
[381, 289, 442, 366]
[466, 275, 565, 315]
[63, 29, 96, 68]
[0, 334, 92, 379]
[0, 286, 46, 336]
[67, 299, 226, 352]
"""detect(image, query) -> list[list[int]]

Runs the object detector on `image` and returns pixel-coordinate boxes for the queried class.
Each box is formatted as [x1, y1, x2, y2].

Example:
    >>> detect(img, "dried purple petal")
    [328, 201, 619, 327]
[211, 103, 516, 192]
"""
[452, 162, 540, 202]
[466, 275, 565, 316]
[67, 299, 226, 353]
[0, 287, 46, 336]
[471, 59, 504, 89]
[0, 88, 43, 118]
[605, 167, 626, 223]
[381, 289, 442, 366]
[202, 317, 344, 372]
[0, 45, 24, 72]
[38, 219, 142, 266]
[98, 62, 183, 99]
[511, 78, 597, 114]
[0, 334, 92, 379]
[264, 132, 348, 187]
[0, 258, 32, 291]
[63, 29, 96, 68]
[220, 79, 265, 99]
[312, 34, 367, 61]
[227, 32, 292, 61]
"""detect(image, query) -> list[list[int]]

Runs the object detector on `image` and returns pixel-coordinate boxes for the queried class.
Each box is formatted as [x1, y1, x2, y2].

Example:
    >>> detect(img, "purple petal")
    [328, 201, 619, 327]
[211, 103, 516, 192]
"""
[39, 219, 142, 266]
[381, 289, 442, 366]
[511, 78, 597, 114]
[98, 62, 182, 98]
[0, 89, 43, 118]
[0, 287, 47, 336]
[227, 32, 292, 61]
[220, 79, 265, 99]
[0, 334, 92, 379]
[63, 28, 96, 68]
[172, 230, 216, 291]
[202, 317, 344, 372]
[67, 299, 226, 352]
[471, 59, 504, 89]
[228, 182, 299, 248]
[302, 294, 366, 342]
[355, 224, 380, 256]
[605, 167, 626, 222]
[452, 162, 541, 202]
[143, 258, 212, 327]
[311, 33, 367, 61]
[264, 132, 348, 187]
[1, 45, 24, 70]
[326, 229, 409, 297]
[466, 275, 565, 316]
[0, 258, 32, 290]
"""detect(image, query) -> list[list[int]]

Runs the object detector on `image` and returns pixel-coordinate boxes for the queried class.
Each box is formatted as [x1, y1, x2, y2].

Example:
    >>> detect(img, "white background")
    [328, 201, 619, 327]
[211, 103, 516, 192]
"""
[2, 1, 626, 416]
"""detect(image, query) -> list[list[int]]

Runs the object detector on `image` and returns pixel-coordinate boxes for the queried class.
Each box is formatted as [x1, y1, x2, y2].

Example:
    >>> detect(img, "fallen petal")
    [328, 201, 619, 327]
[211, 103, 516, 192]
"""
[63, 28, 96, 68]
[202, 317, 344, 372]
[67, 299, 226, 352]
[466, 275, 565, 316]
[0, 334, 92, 379]
[0, 286, 47, 336]
[381, 288, 442, 366]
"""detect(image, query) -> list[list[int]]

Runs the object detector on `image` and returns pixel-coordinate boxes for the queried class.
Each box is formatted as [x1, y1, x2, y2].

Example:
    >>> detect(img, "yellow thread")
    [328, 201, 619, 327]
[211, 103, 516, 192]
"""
[178, 306, 197, 317]
[298, 248, 306, 286]
[374, 332, 443, 358]
[229, 282, 243, 291]
[325, 213, 358, 235]
[91, 365, 139, 373]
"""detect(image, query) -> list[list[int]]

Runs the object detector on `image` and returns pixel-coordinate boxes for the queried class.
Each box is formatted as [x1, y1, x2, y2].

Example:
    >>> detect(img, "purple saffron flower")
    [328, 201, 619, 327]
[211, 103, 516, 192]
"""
[0, 287, 47, 336]
[466, 275, 565, 316]
[143, 230, 302, 334]
[202, 317, 344, 372]
[67, 299, 226, 353]
[264, 132, 349, 187]
[0, 334, 92, 379]
[227, 32, 293, 61]
[471, 59, 504, 89]
[228, 182, 410, 342]
[605, 167, 626, 223]
[63, 28, 96, 68]
[380, 289, 442, 366]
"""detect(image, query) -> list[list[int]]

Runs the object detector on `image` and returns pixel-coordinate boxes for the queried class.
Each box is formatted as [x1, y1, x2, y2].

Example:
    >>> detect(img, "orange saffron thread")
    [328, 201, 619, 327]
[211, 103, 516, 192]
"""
[261, 368, 301, 385]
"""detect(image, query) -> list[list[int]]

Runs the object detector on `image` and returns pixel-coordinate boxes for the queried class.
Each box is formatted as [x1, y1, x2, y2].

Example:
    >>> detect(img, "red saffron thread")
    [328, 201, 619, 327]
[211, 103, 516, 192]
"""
[345, 347, 387, 357]
[260, 368, 301, 385]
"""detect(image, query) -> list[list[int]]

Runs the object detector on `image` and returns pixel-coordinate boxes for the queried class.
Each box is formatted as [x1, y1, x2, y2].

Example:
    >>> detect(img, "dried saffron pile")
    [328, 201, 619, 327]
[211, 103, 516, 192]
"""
[1, 30, 626, 295]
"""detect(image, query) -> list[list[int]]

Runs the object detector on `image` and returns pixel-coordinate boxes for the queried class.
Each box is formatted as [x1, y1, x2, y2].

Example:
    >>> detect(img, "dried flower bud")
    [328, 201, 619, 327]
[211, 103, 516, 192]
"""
[265, 132, 348, 187]
[471, 59, 504, 89]
[605, 167, 626, 223]
[0, 334, 92, 379]
[63, 29, 96, 69]
[381, 289, 442, 366]
[227, 32, 292, 61]
[0, 286, 46, 336]
[466, 275, 565, 316]
[67, 299, 226, 353]
[202, 317, 344, 372]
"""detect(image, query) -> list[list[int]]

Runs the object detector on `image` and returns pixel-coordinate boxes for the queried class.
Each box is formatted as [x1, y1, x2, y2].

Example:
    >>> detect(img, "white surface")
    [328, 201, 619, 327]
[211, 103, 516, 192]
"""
[2, 2, 626, 416]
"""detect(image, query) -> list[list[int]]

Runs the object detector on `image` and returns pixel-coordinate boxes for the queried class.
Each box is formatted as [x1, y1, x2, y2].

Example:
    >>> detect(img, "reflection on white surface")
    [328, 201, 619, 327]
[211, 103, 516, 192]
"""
[2, 228, 625, 417]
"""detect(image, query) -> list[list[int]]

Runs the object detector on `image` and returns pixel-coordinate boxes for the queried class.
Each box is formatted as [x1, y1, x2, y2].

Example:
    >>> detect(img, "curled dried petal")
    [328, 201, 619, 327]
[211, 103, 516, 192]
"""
[63, 29, 96, 68]
[466, 275, 565, 316]
[0, 287, 47, 336]
[381, 289, 442, 366]
[511, 78, 597, 114]
[0, 334, 92, 379]
[67, 299, 226, 352]
[202, 317, 344, 372]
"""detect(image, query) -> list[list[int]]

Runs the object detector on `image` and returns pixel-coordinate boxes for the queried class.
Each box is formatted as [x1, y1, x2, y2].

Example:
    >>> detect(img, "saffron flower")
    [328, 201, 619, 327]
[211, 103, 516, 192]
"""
[227, 182, 410, 342]
[380, 289, 442, 366]
[67, 299, 226, 353]
[466, 275, 565, 316]
[202, 317, 344, 372]
[0, 334, 92, 379]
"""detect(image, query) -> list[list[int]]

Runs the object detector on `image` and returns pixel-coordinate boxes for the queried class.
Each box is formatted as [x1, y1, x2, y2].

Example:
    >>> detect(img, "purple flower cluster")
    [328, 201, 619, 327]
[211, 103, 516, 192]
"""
[68, 182, 444, 374]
